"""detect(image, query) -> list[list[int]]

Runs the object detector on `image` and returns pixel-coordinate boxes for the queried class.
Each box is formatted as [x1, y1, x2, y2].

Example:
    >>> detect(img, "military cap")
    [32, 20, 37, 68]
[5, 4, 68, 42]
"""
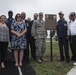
[34, 13, 38, 16]
[58, 11, 64, 15]
[70, 12, 76, 16]
[39, 12, 43, 16]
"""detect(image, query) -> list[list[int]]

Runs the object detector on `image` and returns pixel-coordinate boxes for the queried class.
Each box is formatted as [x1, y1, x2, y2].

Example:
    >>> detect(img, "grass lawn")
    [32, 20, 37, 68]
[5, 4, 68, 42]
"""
[30, 41, 74, 75]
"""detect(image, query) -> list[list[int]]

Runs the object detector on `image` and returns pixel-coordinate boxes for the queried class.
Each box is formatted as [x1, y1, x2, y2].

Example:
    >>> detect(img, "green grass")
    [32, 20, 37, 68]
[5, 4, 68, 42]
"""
[30, 41, 74, 75]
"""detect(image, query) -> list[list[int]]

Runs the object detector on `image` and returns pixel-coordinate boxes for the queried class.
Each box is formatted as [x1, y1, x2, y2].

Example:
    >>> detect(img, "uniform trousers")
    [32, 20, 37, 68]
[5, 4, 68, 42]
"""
[35, 38, 46, 58]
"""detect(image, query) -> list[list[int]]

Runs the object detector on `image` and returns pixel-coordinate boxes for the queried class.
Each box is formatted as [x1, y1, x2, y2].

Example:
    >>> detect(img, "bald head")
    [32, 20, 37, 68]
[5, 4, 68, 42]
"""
[27, 17, 31, 21]
[33, 13, 38, 20]
[8, 10, 13, 18]
[21, 12, 26, 19]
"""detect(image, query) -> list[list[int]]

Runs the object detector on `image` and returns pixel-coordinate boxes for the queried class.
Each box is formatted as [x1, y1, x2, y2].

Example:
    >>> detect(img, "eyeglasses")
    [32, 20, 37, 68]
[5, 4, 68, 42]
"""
[17, 15, 21, 17]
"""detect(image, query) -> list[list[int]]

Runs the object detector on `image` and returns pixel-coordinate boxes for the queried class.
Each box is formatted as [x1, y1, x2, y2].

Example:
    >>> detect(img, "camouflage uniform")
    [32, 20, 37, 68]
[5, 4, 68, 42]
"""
[31, 19, 46, 58]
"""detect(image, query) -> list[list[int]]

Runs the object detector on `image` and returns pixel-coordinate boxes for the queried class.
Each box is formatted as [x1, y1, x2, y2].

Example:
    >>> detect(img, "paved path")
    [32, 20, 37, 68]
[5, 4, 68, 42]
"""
[0, 62, 36, 75]
[67, 66, 76, 75]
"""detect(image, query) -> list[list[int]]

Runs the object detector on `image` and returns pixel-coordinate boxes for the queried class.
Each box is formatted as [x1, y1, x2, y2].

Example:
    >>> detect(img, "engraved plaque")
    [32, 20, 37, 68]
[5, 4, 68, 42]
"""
[45, 14, 57, 30]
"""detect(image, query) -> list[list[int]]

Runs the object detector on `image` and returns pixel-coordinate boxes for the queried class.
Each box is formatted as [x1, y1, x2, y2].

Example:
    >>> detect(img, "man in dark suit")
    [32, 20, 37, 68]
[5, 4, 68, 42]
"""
[21, 12, 38, 61]
[21, 12, 30, 62]
[30, 13, 38, 60]
[6, 10, 15, 40]
[57, 11, 70, 63]
[6, 10, 15, 62]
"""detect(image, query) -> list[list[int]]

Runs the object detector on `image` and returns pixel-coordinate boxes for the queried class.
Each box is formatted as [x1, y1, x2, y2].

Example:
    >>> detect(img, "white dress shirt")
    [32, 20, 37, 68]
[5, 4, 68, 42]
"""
[68, 19, 76, 36]
[67, 21, 71, 36]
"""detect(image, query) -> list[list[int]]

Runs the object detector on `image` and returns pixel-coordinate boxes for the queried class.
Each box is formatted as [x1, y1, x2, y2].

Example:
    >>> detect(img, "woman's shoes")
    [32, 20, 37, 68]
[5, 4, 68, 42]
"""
[19, 63, 22, 67]
[15, 63, 22, 67]
[15, 63, 19, 67]
[1, 63, 5, 68]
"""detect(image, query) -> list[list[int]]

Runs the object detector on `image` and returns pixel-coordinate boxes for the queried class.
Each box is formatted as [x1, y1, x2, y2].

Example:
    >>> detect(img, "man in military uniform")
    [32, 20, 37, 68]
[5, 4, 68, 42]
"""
[57, 11, 70, 63]
[31, 12, 46, 63]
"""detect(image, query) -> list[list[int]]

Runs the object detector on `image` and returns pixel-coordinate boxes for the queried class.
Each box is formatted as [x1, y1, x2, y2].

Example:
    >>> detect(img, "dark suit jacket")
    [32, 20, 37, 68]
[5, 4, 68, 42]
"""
[57, 18, 67, 38]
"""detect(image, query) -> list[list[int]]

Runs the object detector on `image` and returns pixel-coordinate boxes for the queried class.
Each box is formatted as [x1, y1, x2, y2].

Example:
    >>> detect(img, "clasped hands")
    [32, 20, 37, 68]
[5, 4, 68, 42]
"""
[16, 33, 22, 38]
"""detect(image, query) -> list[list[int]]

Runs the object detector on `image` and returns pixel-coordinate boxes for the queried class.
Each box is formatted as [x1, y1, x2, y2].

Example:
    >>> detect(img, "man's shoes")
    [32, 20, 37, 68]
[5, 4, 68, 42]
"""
[71, 57, 75, 61]
[33, 57, 36, 60]
[40, 58, 47, 62]
[37, 58, 42, 64]
[60, 58, 65, 61]
[66, 60, 70, 63]
[23, 59, 30, 64]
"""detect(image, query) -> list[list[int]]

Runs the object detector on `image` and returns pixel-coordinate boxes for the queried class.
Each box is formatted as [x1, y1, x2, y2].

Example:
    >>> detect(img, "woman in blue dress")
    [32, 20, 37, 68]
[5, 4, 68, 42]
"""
[11, 13, 27, 67]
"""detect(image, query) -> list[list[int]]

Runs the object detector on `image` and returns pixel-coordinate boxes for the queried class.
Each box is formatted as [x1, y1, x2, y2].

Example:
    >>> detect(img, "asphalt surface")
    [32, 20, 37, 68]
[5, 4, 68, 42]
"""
[0, 62, 36, 75]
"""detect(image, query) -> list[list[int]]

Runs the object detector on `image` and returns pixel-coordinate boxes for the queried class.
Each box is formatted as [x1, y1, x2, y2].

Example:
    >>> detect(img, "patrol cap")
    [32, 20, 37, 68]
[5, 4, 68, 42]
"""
[58, 11, 64, 15]
[39, 12, 43, 16]
[70, 12, 76, 16]
[34, 13, 38, 16]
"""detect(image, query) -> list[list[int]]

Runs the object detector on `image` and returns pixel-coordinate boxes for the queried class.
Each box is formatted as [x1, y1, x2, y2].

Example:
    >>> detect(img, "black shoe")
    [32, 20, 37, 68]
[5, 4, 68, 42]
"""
[66, 60, 70, 63]
[60, 59, 65, 61]
[60, 57, 65, 61]
[23, 58, 30, 63]
[33, 57, 36, 60]
[71, 57, 75, 61]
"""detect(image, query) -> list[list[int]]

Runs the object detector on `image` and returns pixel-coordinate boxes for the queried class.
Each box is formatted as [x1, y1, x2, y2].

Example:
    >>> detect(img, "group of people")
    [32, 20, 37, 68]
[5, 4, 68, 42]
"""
[57, 11, 76, 64]
[0, 10, 76, 69]
[0, 11, 46, 68]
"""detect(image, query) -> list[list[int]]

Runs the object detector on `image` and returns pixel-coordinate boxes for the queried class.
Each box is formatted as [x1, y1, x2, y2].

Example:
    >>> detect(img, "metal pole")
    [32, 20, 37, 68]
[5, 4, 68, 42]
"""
[50, 30, 53, 61]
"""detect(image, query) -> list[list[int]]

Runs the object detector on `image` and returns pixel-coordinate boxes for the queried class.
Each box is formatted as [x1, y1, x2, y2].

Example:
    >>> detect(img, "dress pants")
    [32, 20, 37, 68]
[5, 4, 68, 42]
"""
[58, 37, 69, 62]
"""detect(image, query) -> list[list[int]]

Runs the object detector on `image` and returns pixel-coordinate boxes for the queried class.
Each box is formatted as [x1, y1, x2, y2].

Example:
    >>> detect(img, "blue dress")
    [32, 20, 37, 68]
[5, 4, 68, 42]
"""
[11, 22, 27, 50]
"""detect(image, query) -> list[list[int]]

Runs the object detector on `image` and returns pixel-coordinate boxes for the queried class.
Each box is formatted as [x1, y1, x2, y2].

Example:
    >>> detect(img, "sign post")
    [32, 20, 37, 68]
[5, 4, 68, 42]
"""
[45, 14, 57, 61]
[50, 30, 53, 61]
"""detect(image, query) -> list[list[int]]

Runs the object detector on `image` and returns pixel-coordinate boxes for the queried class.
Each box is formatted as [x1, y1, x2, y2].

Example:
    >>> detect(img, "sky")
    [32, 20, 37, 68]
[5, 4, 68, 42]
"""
[0, 0, 76, 21]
